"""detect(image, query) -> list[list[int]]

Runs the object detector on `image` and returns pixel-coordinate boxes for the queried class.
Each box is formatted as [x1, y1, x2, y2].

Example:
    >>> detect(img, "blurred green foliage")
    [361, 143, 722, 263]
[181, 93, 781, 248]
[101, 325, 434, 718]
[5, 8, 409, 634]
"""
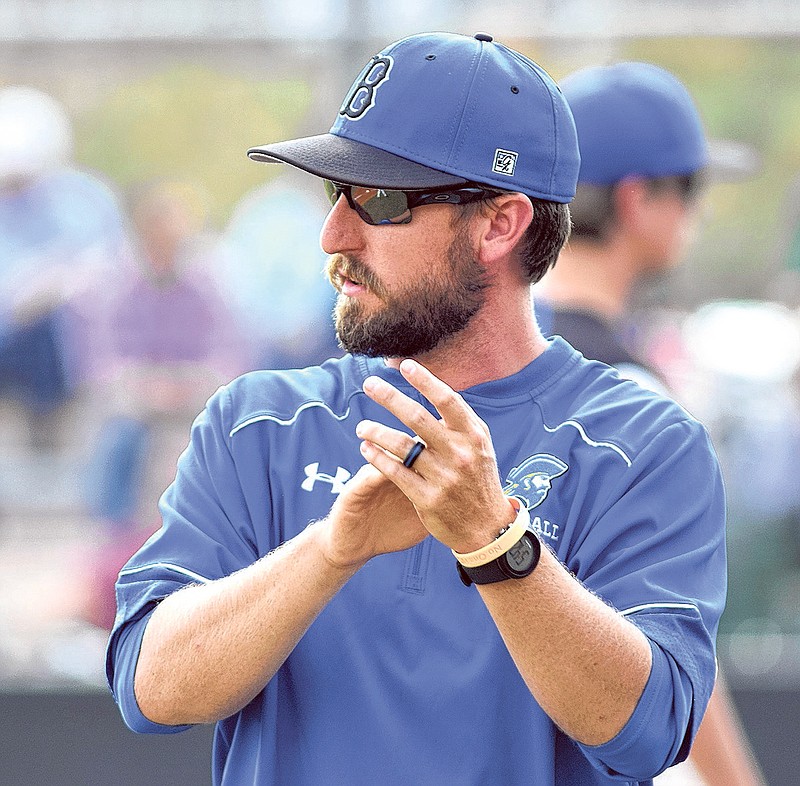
[71, 38, 800, 301]
[74, 65, 312, 226]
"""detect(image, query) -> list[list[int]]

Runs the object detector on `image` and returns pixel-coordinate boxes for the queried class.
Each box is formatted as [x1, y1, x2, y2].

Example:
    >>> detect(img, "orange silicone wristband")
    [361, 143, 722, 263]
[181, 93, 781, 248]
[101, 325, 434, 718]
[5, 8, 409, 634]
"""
[451, 497, 531, 568]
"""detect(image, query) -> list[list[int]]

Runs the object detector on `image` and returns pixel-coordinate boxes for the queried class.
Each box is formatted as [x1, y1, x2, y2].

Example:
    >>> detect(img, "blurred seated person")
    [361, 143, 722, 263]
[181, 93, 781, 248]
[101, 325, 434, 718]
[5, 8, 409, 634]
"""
[82, 180, 251, 629]
[0, 86, 127, 445]
[84, 180, 250, 547]
[537, 62, 765, 786]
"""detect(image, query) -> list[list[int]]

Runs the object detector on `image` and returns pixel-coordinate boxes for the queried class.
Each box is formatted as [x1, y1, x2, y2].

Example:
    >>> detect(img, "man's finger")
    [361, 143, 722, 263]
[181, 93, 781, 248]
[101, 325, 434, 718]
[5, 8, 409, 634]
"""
[398, 359, 475, 431]
[356, 419, 422, 464]
[362, 375, 443, 443]
[359, 439, 428, 495]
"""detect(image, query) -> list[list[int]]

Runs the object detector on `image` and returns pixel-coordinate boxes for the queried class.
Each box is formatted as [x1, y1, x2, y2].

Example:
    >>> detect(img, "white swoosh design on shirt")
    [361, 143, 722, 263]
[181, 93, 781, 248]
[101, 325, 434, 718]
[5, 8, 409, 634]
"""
[620, 602, 699, 616]
[542, 419, 632, 467]
[230, 402, 634, 471]
[229, 400, 354, 438]
[119, 562, 211, 584]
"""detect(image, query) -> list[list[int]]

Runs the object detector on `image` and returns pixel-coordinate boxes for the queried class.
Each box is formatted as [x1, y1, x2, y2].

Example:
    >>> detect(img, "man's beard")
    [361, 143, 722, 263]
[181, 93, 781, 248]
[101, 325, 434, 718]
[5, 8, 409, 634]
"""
[326, 227, 490, 358]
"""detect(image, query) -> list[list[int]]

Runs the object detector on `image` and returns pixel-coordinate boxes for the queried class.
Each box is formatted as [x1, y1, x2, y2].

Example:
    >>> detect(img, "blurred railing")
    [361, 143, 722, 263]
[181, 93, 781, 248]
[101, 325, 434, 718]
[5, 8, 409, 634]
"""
[3, 0, 800, 41]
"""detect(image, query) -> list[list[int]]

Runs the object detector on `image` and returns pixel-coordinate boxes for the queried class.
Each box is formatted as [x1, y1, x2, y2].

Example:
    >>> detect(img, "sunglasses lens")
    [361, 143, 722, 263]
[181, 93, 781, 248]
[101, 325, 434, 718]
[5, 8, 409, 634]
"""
[350, 187, 411, 225]
[323, 179, 340, 206]
[323, 181, 413, 224]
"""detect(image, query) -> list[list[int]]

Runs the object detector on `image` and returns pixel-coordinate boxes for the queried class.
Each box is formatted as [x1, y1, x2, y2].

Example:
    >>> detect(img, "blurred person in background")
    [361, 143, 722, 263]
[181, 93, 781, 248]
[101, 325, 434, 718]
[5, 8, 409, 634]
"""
[220, 174, 340, 370]
[81, 180, 251, 630]
[0, 85, 127, 450]
[682, 301, 800, 645]
[537, 61, 766, 786]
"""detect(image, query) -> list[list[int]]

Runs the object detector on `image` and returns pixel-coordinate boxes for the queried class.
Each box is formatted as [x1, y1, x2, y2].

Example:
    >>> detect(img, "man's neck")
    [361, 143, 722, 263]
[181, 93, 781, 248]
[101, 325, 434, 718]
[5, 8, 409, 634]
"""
[383, 285, 547, 392]
[538, 239, 639, 321]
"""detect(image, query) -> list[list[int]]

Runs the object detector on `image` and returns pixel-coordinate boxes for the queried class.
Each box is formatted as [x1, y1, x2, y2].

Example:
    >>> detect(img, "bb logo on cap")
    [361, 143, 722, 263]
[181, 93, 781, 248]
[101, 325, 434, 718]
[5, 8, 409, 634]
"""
[493, 148, 518, 177]
[340, 56, 393, 121]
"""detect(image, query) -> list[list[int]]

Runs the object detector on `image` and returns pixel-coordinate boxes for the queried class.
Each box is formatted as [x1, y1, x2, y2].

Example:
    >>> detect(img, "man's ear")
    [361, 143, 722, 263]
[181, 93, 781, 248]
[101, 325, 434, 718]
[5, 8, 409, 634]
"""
[475, 193, 534, 264]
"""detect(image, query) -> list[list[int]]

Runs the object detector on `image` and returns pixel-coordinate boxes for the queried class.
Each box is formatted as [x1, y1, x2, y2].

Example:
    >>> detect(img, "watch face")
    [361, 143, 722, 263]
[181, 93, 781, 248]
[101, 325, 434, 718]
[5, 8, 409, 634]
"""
[504, 535, 537, 576]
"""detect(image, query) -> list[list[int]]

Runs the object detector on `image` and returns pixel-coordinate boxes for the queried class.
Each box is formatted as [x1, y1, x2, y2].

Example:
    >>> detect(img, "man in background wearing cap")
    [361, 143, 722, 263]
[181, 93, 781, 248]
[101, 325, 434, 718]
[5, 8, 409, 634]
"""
[107, 34, 726, 785]
[537, 63, 765, 785]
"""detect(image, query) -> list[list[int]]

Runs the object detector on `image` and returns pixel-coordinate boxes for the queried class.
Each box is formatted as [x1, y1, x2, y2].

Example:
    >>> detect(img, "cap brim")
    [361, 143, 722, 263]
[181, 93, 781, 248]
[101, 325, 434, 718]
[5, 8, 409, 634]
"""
[247, 133, 468, 190]
[707, 139, 762, 183]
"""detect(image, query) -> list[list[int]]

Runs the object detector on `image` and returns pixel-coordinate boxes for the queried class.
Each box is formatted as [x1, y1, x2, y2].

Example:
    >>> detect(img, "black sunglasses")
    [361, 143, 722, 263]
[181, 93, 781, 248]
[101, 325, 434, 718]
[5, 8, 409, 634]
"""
[323, 180, 505, 225]
[647, 170, 708, 203]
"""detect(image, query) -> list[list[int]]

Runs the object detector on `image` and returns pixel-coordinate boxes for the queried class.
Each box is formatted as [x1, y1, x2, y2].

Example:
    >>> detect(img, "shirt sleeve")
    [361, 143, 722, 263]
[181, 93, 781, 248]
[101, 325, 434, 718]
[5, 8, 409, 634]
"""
[105, 383, 261, 734]
[567, 418, 727, 780]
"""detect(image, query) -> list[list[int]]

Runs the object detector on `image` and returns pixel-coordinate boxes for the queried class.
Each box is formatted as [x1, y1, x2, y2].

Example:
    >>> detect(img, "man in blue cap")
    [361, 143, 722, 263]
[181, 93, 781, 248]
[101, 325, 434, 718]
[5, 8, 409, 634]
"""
[538, 62, 765, 785]
[107, 34, 726, 785]
[538, 61, 756, 392]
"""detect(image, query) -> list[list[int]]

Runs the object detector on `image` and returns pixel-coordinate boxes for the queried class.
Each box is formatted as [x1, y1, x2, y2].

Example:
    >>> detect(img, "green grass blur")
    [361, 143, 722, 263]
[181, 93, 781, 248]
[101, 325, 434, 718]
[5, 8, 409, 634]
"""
[74, 64, 312, 226]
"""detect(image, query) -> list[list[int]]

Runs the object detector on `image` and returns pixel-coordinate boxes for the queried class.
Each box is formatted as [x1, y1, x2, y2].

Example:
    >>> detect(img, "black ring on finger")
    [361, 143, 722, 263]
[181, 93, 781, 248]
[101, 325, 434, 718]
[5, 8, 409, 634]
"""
[402, 437, 426, 469]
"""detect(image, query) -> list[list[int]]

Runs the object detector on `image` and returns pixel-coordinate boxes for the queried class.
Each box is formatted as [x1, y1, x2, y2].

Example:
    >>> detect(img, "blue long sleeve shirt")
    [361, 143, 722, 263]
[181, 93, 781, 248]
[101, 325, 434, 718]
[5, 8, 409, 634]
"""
[107, 337, 726, 785]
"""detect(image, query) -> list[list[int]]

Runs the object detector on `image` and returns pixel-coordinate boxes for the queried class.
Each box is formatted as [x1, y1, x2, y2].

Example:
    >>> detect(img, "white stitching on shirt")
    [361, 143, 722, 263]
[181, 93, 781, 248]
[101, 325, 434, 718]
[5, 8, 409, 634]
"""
[542, 419, 632, 467]
[619, 602, 699, 616]
[119, 562, 211, 584]
[229, 401, 353, 438]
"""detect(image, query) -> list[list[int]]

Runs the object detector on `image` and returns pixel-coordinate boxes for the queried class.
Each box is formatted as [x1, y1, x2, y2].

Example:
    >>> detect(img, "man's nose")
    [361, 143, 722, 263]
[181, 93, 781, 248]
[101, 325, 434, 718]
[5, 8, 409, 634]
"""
[321, 191, 365, 256]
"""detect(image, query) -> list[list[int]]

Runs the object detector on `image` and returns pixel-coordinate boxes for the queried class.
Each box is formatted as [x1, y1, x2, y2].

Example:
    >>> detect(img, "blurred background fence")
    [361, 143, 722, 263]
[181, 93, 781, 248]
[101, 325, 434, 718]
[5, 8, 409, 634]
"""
[2, 2, 800, 784]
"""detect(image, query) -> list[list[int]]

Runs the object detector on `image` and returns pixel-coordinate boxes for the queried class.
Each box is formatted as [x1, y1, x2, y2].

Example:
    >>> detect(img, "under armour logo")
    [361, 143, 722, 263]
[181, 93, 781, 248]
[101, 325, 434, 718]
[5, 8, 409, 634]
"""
[301, 463, 352, 494]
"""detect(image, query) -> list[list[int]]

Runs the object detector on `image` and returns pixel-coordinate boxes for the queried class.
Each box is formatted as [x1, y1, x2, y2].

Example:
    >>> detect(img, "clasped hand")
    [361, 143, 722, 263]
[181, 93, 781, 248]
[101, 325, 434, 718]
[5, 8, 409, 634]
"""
[325, 358, 513, 569]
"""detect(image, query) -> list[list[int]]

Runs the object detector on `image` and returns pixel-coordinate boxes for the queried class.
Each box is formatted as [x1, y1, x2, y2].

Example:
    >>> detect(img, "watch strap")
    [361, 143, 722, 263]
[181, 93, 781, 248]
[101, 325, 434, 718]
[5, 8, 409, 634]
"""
[457, 526, 541, 586]
[457, 557, 510, 585]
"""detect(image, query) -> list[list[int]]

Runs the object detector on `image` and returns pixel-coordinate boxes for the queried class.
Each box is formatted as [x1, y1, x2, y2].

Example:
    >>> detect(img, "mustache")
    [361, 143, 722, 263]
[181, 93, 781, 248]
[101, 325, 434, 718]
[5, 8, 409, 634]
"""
[325, 254, 387, 298]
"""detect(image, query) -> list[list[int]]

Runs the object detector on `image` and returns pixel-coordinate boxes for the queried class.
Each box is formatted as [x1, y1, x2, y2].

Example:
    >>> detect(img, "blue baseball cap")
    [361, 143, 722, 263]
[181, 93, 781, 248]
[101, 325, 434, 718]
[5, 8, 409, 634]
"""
[248, 32, 580, 203]
[560, 62, 709, 185]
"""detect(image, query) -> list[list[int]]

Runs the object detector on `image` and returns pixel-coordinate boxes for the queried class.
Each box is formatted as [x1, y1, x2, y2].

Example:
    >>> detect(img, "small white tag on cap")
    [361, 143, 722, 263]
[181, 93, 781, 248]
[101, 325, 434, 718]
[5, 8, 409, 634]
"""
[492, 148, 518, 176]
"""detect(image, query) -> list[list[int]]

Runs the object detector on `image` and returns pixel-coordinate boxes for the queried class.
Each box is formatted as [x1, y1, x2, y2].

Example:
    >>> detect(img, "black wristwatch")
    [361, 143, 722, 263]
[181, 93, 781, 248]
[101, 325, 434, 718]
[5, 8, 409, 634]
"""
[456, 525, 541, 586]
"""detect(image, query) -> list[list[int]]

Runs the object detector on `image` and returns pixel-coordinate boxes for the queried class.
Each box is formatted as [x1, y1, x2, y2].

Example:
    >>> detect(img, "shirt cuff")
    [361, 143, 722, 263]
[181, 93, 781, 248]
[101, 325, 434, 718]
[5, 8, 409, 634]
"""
[109, 608, 194, 735]
[578, 637, 682, 780]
